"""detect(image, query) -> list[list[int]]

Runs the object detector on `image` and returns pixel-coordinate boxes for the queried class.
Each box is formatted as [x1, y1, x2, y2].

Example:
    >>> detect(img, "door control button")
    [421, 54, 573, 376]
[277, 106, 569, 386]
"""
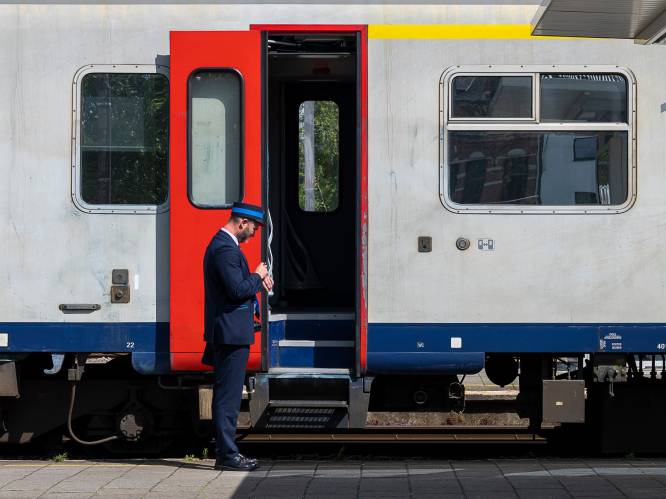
[456, 238, 470, 251]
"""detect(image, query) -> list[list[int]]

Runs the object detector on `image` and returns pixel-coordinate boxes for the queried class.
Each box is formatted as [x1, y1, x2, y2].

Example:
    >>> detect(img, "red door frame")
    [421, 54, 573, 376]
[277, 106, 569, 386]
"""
[251, 25, 369, 375]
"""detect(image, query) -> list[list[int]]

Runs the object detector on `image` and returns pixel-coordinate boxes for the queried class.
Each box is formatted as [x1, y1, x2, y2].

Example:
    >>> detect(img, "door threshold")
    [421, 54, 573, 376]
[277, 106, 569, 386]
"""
[268, 367, 351, 375]
[269, 312, 355, 322]
[278, 340, 354, 348]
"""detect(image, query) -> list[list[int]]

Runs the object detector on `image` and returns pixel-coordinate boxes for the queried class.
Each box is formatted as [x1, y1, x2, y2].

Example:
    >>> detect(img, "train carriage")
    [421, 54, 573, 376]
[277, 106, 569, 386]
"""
[2, 0, 666, 452]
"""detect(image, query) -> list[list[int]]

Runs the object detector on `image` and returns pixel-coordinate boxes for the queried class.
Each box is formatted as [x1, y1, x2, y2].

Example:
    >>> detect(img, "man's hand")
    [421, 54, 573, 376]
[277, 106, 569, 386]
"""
[254, 262, 269, 279]
[262, 275, 274, 292]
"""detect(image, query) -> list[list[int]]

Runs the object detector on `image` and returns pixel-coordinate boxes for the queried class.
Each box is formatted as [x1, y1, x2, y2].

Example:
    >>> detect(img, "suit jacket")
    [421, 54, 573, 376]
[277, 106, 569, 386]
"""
[203, 230, 263, 347]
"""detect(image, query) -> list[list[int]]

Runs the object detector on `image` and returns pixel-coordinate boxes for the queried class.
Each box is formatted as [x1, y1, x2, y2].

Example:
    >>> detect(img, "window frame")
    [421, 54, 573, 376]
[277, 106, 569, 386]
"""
[187, 67, 244, 210]
[71, 64, 170, 214]
[439, 65, 636, 214]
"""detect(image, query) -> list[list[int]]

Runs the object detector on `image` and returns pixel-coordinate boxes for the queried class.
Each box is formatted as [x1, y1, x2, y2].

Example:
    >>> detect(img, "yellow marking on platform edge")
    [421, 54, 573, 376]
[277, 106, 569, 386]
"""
[368, 24, 585, 40]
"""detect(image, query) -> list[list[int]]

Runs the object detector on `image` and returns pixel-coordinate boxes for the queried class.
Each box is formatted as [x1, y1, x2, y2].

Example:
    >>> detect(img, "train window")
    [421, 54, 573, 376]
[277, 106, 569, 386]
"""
[540, 74, 627, 123]
[188, 70, 242, 208]
[441, 66, 635, 214]
[451, 75, 532, 119]
[298, 100, 340, 212]
[78, 71, 168, 209]
[448, 131, 628, 205]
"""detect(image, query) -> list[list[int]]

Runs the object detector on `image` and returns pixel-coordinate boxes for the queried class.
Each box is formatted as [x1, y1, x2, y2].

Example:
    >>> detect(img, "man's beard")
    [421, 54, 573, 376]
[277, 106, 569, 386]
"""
[237, 226, 253, 243]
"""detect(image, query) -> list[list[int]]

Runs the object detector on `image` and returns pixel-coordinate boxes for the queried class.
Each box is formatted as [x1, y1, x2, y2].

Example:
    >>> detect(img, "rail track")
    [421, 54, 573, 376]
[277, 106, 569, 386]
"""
[237, 426, 546, 444]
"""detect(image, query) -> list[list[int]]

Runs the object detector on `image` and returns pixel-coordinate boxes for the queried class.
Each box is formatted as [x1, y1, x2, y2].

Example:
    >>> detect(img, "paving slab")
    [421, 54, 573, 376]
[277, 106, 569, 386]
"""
[1, 466, 89, 492]
[0, 491, 53, 498]
[306, 482, 360, 495]
[96, 488, 151, 496]
[408, 495, 468, 499]
[0, 457, 661, 498]
[49, 467, 127, 493]
[507, 476, 567, 489]
[316, 467, 361, 478]
[624, 490, 666, 499]
[569, 495, 625, 499]
[410, 483, 463, 495]
[464, 492, 519, 499]
[516, 490, 570, 499]
[0, 471, 48, 490]
[41, 493, 92, 499]
[143, 492, 201, 498]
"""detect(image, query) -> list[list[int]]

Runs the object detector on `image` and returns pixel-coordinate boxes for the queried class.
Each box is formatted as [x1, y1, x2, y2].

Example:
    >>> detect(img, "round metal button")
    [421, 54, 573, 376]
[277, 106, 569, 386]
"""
[456, 237, 470, 251]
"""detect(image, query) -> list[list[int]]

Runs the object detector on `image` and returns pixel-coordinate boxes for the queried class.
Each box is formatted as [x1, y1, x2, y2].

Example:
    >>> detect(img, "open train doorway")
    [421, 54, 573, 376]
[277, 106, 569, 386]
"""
[263, 32, 359, 372]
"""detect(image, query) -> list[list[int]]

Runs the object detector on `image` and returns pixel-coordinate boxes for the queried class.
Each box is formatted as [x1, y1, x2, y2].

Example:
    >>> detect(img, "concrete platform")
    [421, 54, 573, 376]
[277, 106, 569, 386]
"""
[0, 457, 665, 497]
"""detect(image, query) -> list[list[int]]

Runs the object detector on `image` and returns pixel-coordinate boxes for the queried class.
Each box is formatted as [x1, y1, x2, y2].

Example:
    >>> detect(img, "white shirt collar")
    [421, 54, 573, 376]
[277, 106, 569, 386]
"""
[221, 227, 239, 246]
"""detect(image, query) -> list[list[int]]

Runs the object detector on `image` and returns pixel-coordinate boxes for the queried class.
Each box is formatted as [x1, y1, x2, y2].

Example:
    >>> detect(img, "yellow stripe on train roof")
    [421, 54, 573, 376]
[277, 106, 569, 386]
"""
[367, 24, 587, 40]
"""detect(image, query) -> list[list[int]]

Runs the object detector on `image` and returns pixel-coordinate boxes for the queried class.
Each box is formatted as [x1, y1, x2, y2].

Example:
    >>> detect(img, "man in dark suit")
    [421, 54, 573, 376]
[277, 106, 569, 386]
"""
[203, 202, 273, 471]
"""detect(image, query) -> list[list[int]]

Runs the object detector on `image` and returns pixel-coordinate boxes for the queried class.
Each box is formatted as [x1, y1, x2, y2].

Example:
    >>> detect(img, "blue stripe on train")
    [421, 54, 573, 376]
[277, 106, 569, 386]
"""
[0, 322, 170, 375]
[3, 322, 666, 377]
[369, 322, 666, 353]
[367, 323, 666, 374]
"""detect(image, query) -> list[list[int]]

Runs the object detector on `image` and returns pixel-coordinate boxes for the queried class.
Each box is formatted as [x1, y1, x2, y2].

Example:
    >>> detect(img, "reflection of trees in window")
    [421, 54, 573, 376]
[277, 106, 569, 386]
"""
[298, 101, 339, 212]
[81, 73, 168, 205]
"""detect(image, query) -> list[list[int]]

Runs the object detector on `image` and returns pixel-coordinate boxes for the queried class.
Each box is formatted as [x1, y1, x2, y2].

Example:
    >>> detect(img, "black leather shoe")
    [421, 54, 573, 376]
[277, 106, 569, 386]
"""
[214, 454, 259, 471]
[214, 454, 257, 467]
[237, 453, 257, 465]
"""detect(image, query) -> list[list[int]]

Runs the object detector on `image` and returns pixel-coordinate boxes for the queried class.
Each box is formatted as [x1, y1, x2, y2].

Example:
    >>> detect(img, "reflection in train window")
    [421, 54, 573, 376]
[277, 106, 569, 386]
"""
[443, 68, 633, 211]
[188, 70, 242, 208]
[298, 100, 340, 212]
[451, 75, 532, 119]
[80, 73, 168, 205]
[541, 74, 627, 123]
[448, 131, 628, 205]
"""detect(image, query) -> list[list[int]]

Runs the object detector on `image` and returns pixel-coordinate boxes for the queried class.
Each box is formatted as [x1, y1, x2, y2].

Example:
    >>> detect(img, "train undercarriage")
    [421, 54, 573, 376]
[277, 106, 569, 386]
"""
[0, 352, 665, 455]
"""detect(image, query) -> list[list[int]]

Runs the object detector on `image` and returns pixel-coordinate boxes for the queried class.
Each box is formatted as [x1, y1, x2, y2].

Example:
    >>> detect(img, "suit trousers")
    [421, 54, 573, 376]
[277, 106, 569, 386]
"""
[212, 343, 250, 460]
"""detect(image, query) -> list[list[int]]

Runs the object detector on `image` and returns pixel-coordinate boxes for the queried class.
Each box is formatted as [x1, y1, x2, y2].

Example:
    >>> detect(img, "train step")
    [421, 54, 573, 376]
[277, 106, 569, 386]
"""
[277, 314, 355, 341]
[273, 344, 354, 369]
[260, 404, 349, 430]
[249, 372, 371, 429]
[268, 399, 348, 408]
[268, 312, 355, 369]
